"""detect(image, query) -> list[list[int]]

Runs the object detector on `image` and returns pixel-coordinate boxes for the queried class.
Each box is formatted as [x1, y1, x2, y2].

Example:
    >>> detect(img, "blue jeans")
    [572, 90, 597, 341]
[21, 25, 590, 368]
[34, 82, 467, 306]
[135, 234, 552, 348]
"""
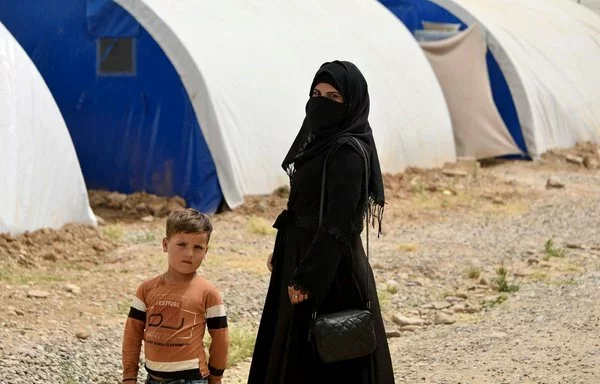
[145, 378, 208, 384]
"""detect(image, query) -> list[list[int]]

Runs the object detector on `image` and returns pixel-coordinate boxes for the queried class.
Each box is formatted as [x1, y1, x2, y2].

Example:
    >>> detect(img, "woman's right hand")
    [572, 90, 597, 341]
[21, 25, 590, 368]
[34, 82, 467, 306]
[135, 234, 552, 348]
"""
[267, 252, 273, 272]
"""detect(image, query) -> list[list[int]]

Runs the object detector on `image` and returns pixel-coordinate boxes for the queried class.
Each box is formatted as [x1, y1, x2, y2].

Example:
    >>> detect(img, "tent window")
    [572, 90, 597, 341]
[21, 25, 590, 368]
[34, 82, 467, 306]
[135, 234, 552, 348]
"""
[97, 38, 135, 75]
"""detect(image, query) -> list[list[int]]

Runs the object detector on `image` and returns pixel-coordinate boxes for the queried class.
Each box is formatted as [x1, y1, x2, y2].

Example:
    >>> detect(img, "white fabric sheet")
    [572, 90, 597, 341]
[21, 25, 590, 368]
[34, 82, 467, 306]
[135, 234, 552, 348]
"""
[0, 22, 96, 235]
[420, 25, 521, 159]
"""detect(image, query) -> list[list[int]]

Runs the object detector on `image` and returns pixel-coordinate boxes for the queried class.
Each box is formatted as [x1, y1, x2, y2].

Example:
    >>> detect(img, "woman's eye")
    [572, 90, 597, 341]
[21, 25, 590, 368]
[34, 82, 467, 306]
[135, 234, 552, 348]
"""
[312, 89, 321, 96]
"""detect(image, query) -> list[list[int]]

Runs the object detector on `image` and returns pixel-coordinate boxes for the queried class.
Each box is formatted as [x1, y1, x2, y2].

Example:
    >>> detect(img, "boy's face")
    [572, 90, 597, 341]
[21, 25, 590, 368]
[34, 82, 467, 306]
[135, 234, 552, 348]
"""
[162, 232, 209, 275]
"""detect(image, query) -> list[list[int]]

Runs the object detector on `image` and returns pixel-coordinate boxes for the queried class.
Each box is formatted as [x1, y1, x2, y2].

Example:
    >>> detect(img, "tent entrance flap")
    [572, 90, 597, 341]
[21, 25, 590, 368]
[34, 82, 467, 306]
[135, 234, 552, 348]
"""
[420, 25, 521, 159]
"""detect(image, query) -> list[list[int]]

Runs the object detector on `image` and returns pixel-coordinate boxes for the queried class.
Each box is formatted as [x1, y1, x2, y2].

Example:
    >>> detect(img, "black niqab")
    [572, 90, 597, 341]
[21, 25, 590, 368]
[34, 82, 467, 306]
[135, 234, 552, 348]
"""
[282, 61, 385, 233]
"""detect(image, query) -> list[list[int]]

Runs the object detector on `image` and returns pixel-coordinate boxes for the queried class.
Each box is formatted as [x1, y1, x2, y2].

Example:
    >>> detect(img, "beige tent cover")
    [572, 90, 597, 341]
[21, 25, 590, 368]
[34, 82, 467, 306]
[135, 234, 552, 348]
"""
[420, 25, 521, 159]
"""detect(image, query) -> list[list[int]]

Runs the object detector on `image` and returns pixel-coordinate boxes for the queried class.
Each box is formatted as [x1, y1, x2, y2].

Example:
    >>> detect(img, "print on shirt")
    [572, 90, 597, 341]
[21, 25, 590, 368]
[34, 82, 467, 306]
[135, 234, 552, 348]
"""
[145, 294, 198, 345]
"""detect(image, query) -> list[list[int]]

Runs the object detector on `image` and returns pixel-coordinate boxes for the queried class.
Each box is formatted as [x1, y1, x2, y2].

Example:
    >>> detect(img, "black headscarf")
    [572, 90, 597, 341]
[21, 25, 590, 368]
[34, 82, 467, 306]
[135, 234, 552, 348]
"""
[282, 60, 385, 233]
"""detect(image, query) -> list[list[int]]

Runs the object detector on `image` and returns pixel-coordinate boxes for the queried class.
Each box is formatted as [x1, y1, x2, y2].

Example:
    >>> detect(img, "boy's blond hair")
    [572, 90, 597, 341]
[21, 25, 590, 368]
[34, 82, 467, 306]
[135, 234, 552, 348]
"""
[166, 208, 213, 240]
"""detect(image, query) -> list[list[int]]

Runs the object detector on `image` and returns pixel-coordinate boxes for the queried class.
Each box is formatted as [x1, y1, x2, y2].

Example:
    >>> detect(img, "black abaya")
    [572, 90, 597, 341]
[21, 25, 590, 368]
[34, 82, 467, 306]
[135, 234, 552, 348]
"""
[247, 145, 395, 384]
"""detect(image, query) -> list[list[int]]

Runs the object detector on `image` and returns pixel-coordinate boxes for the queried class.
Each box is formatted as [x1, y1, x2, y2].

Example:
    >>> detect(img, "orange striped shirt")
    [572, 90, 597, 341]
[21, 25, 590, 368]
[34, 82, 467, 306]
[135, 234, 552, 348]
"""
[122, 274, 229, 382]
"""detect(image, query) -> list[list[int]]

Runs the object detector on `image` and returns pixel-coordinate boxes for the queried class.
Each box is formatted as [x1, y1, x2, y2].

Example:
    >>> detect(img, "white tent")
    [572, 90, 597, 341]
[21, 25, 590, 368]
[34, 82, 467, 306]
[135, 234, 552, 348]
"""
[0, 21, 96, 236]
[115, 0, 456, 209]
[431, 0, 600, 158]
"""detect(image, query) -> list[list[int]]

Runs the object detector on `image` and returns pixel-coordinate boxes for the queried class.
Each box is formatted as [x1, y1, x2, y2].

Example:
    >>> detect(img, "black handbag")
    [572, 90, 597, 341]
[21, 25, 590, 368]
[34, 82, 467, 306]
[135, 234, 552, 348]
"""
[309, 137, 377, 363]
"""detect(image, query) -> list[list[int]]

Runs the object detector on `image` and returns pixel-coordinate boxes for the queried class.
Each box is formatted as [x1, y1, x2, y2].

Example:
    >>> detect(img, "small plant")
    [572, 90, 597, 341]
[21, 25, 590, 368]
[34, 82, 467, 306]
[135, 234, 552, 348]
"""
[103, 224, 124, 242]
[0, 266, 64, 284]
[126, 230, 157, 244]
[386, 283, 398, 295]
[441, 198, 450, 208]
[397, 243, 418, 252]
[495, 263, 520, 293]
[549, 278, 577, 287]
[248, 216, 276, 236]
[544, 239, 566, 260]
[377, 288, 393, 312]
[483, 293, 508, 309]
[228, 326, 257, 367]
[204, 325, 256, 367]
[529, 271, 549, 282]
[116, 299, 131, 315]
[467, 266, 481, 279]
[472, 160, 480, 181]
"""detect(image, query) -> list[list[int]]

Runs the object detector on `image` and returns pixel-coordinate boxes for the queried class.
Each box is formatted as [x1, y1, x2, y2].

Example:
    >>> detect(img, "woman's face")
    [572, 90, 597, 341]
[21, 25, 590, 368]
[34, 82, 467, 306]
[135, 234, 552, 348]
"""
[312, 82, 344, 104]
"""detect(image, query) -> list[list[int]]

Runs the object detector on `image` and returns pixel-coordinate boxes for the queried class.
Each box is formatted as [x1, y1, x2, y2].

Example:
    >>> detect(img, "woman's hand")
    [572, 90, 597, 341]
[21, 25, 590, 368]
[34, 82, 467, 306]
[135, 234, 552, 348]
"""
[288, 285, 309, 305]
[267, 252, 273, 272]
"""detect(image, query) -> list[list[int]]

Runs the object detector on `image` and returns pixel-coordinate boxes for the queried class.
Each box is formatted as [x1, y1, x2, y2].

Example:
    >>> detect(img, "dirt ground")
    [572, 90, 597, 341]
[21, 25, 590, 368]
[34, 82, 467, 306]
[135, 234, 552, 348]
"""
[0, 143, 599, 384]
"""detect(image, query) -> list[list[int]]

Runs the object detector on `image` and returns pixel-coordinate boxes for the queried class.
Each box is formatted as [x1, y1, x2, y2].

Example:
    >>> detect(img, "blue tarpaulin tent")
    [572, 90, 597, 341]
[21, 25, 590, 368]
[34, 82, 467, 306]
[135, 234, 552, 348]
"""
[379, 0, 528, 156]
[0, 0, 223, 213]
[379, 0, 600, 159]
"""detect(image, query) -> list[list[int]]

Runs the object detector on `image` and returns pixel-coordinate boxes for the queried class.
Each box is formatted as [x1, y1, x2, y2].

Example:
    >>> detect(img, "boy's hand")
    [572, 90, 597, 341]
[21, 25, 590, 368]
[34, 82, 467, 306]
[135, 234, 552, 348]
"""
[267, 252, 273, 272]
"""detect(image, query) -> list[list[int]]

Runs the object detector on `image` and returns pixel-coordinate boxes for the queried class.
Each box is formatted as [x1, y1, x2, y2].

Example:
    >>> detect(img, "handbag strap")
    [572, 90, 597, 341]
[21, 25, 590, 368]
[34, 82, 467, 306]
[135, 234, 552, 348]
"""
[318, 136, 371, 310]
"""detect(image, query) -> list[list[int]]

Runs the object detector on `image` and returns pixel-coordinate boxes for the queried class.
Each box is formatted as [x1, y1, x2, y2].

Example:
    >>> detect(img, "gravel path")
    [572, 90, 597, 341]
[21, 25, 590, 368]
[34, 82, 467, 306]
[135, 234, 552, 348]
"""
[0, 161, 598, 384]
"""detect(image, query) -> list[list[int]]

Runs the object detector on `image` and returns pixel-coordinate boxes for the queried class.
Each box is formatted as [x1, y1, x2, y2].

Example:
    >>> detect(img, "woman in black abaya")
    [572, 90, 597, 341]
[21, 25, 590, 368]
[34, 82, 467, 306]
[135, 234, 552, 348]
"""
[247, 61, 395, 384]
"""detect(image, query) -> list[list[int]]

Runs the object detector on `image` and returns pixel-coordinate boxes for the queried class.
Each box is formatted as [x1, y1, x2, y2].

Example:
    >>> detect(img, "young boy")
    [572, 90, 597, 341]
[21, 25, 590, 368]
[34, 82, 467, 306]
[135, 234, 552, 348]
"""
[122, 208, 229, 384]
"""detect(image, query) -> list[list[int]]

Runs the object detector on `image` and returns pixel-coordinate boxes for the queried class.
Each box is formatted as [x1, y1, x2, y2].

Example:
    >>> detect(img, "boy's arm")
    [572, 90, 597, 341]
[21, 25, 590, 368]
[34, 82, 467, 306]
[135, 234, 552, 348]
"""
[205, 288, 229, 383]
[122, 286, 147, 383]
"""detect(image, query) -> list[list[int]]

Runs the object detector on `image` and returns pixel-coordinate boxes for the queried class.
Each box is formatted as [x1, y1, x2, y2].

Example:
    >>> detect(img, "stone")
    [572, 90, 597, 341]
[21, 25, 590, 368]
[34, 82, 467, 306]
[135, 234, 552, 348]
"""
[445, 296, 466, 304]
[442, 169, 468, 177]
[432, 301, 453, 310]
[546, 176, 565, 189]
[43, 252, 58, 262]
[492, 197, 505, 205]
[385, 330, 402, 338]
[75, 330, 90, 340]
[565, 154, 584, 165]
[257, 200, 269, 212]
[584, 156, 598, 169]
[452, 292, 469, 299]
[148, 202, 169, 217]
[141, 215, 154, 222]
[453, 301, 482, 314]
[27, 290, 50, 299]
[95, 215, 106, 226]
[135, 203, 147, 212]
[93, 243, 108, 252]
[405, 280, 423, 287]
[392, 314, 426, 326]
[433, 312, 456, 325]
[452, 304, 466, 313]
[65, 284, 81, 295]
[399, 325, 421, 332]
